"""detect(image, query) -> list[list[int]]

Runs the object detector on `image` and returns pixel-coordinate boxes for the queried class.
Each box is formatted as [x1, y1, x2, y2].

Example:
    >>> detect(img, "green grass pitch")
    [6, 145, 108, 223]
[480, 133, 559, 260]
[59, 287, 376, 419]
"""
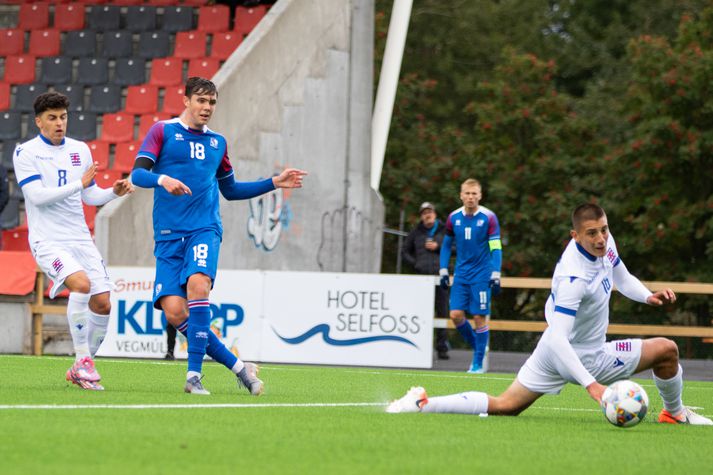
[0, 355, 711, 475]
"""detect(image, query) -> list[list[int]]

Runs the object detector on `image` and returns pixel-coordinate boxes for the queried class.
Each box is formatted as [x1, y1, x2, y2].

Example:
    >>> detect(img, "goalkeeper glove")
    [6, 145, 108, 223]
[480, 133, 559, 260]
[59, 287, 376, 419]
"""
[439, 268, 450, 290]
[489, 271, 501, 296]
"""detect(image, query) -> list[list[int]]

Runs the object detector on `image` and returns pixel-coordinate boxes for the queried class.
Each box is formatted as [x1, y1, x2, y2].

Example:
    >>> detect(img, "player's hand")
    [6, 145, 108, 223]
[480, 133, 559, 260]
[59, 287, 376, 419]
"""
[112, 179, 134, 196]
[647, 289, 676, 306]
[439, 268, 450, 290]
[586, 381, 607, 404]
[81, 162, 97, 188]
[161, 176, 192, 196]
[489, 271, 501, 296]
[273, 168, 307, 189]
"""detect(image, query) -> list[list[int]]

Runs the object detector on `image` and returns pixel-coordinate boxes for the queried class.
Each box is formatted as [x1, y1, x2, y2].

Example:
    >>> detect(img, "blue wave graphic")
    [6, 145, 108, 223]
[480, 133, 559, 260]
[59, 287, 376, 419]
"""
[273, 324, 418, 348]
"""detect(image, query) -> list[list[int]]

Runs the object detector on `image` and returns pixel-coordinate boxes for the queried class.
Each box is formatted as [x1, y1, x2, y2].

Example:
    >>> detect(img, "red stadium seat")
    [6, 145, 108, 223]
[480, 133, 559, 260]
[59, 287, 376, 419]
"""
[162, 85, 185, 115]
[198, 5, 230, 33]
[54, 4, 86, 31]
[29, 29, 61, 57]
[83, 203, 96, 231]
[138, 112, 170, 140]
[1, 228, 30, 252]
[18, 3, 50, 30]
[100, 112, 135, 143]
[147, 0, 175, 5]
[113, 140, 141, 173]
[87, 140, 110, 170]
[149, 57, 183, 87]
[3, 56, 36, 84]
[94, 169, 124, 188]
[233, 5, 268, 36]
[110, 0, 144, 5]
[173, 31, 207, 59]
[210, 32, 242, 60]
[0, 83, 10, 111]
[0, 251, 36, 296]
[0, 29, 25, 57]
[182, 0, 209, 6]
[125, 85, 159, 115]
[187, 58, 220, 80]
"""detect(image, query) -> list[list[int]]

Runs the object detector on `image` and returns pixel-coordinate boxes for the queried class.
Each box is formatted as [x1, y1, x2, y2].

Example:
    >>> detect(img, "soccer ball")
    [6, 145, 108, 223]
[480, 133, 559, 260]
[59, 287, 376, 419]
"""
[601, 380, 649, 428]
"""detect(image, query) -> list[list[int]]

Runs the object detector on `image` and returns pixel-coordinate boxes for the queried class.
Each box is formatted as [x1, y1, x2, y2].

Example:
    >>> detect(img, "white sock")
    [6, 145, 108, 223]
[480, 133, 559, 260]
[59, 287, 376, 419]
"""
[654, 364, 684, 416]
[88, 312, 110, 358]
[231, 359, 245, 375]
[422, 391, 489, 415]
[67, 292, 91, 360]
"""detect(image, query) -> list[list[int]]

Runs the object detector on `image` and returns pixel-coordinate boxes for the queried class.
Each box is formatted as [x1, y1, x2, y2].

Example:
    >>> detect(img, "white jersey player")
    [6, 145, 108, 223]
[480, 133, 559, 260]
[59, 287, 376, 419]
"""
[13, 92, 133, 390]
[387, 203, 712, 425]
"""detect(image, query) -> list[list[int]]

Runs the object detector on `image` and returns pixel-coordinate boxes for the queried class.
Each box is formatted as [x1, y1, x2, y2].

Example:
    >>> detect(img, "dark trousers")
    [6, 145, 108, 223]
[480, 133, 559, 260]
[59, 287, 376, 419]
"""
[166, 323, 176, 356]
[434, 285, 449, 353]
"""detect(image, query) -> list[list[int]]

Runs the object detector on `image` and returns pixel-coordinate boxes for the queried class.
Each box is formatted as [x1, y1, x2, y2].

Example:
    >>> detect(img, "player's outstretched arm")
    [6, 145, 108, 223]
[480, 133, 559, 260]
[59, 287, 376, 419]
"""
[131, 157, 191, 196]
[218, 168, 307, 201]
[272, 168, 307, 189]
[646, 289, 676, 306]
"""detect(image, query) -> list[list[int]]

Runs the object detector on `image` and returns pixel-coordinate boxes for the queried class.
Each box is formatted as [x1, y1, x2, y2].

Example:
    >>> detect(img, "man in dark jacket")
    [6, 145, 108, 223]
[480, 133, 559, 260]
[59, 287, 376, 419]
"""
[402, 202, 450, 359]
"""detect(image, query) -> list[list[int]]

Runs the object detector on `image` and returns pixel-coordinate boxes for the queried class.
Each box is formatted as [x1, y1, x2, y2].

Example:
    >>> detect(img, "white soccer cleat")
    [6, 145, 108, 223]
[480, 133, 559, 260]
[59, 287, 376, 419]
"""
[237, 362, 264, 396]
[386, 386, 429, 413]
[659, 407, 713, 425]
[184, 375, 211, 395]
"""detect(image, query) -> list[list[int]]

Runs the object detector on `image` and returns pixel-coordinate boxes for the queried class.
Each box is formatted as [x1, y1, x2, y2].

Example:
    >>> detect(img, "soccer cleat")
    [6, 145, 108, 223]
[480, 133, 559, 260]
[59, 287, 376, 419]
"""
[658, 407, 713, 425]
[467, 361, 485, 374]
[65, 356, 101, 383]
[237, 362, 264, 396]
[184, 375, 211, 395]
[386, 386, 429, 413]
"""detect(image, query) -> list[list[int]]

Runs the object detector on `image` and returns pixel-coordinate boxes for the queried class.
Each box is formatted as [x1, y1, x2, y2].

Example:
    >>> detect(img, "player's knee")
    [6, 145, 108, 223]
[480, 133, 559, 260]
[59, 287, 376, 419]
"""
[66, 274, 91, 294]
[186, 274, 211, 298]
[450, 312, 465, 324]
[489, 396, 523, 416]
[657, 338, 679, 365]
[90, 300, 111, 315]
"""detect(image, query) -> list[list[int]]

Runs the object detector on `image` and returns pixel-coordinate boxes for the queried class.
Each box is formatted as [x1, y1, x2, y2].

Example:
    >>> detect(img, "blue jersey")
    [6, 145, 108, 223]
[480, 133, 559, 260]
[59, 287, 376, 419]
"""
[137, 119, 234, 241]
[442, 206, 502, 283]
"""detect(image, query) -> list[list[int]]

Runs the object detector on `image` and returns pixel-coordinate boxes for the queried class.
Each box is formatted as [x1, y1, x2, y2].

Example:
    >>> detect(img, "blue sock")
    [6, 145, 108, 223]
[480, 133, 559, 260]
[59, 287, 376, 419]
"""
[456, 320, 476, 349]
[474, 325, 490, 366]
[175, 320, 238, 370]
[186, 299, 211, 374]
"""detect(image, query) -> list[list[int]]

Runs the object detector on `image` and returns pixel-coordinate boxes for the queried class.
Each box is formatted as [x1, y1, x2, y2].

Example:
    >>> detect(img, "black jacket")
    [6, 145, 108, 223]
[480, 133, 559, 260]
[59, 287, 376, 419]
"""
[402, 219, 445, 275]
[0, 165, 9, 218]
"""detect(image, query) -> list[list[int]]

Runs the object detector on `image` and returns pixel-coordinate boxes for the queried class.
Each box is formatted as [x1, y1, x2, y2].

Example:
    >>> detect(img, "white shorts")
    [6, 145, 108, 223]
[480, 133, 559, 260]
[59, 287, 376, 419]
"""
[31, 241, 113, 299]
[517, 337, 643, 394]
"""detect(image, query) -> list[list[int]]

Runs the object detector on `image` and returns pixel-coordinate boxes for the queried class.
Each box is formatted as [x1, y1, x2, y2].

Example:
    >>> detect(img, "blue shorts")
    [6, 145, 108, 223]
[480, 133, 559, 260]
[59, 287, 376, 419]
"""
[153, 230, 221, 309]
[449, 280, 491, 315]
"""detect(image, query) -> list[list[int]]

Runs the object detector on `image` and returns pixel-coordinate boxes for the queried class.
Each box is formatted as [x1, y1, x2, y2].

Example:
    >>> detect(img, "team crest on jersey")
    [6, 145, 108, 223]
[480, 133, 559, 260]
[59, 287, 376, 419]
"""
[209, 137, 218, 149]
[174, 133, 184, 141]
[51, 258, 63, 274]
[70, 152, 81, 166]
[455, 219, 461, 226]
[606, 248, 617, 264]
[155, 283, 162, 296]
[477, 219, 484, 227]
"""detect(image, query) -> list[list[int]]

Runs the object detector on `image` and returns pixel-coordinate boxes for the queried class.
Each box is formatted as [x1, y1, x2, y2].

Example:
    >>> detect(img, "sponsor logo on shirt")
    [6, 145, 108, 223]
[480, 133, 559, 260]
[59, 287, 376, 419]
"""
[209, 137, 218, 149]
[174, 133, 184, 141]
[35, 155, 53, 161]
[70, 152, 81, 167]
[15, 147, 22, 157]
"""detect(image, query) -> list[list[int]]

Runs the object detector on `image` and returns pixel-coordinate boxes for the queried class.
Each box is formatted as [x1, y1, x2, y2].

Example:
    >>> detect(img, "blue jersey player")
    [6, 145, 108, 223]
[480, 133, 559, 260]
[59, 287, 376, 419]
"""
[131, 77, 307, 395]
[439, 178, 502, 373]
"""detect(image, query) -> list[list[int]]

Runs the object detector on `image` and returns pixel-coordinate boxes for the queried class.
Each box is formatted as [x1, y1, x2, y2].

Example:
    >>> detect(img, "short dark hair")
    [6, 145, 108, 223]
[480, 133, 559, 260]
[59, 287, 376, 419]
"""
[34, 92, 70, 116]
[572, 203, 606, 230]
[185, 77, 218, 98]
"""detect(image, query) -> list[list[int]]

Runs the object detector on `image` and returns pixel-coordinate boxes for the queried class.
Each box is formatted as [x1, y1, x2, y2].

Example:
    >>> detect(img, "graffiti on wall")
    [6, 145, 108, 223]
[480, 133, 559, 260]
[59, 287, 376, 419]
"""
[247, 187, 293, 251]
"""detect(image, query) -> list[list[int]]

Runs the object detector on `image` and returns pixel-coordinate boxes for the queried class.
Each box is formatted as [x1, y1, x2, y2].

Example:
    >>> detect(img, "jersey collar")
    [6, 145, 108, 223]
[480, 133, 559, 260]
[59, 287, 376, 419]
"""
[575, 242, 597, 262]
[39, 133, 65, 146]
[177, 118, 207, 134]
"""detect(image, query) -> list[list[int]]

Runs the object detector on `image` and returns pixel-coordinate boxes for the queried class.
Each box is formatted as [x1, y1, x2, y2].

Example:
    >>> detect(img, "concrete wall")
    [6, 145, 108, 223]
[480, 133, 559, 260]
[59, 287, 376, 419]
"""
[97, 0, 384, 273]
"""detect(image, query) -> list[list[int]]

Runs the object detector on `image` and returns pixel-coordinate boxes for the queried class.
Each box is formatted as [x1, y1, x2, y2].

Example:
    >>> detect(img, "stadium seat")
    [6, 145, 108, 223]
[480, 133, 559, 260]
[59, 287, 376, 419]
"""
[39, 56, 73, 85]
[87, 140, 109, 170]
[187, 58, 220, 80]
[0, 29, 24, 57]
[125, 85, 159, 115]
[210, 32, 242, 60]
[88, 85, 122, 113]
[1, 140, 20, 169]
[82, 203, 97, 231]
[14, 84, 48, 113]
[113, 57, 147, 86]
[198, 5, 230, 33]
[76, 58, 109, 85]
[100, 112, 134, 142]
[3, 55, 36, 85]
[24, 117, 40, 140]
[94, 169, 123, 188]
[87, 5, 121, 31]
[102, 31, 133, 58]
[18, 3, 50, 30]
[54, 84, 86, 111]
[28, 29, 61, 57]
[138, 31, 171, 59]
[63, 30, 97, 58]
[0, 250, 36, 295]
[0, 112, 22, 140]
[54, 4, 86, 31]
[148, 0, 176, 5]
[0, 198, 20, 230]
[174, 31, 207, 59]
[0, 83, 10, 111]
[110, 0, 143, 5]
[161, 85, 185, 115]
[125, 6, 157, 32]
[162, 6, 195, 33]
[113, 140, 141, 172]
[138, 112, 170, 139]
[67, 112, 98, 141]
[234, 5, 268, 36]
[1, 228, 30, 252]
[149, 57, 183, 87]
[182, 0, 209, 5]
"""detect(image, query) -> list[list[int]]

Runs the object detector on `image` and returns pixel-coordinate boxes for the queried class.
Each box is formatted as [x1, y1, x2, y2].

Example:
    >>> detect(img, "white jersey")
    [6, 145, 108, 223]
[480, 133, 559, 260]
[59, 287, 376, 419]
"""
[545, 234, 621, 350]
[13, 135, 94, 244]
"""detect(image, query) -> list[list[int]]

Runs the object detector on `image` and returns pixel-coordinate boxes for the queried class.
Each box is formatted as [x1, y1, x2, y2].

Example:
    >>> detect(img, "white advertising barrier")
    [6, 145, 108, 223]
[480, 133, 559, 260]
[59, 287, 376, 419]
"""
[99, 267, 435, 368]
